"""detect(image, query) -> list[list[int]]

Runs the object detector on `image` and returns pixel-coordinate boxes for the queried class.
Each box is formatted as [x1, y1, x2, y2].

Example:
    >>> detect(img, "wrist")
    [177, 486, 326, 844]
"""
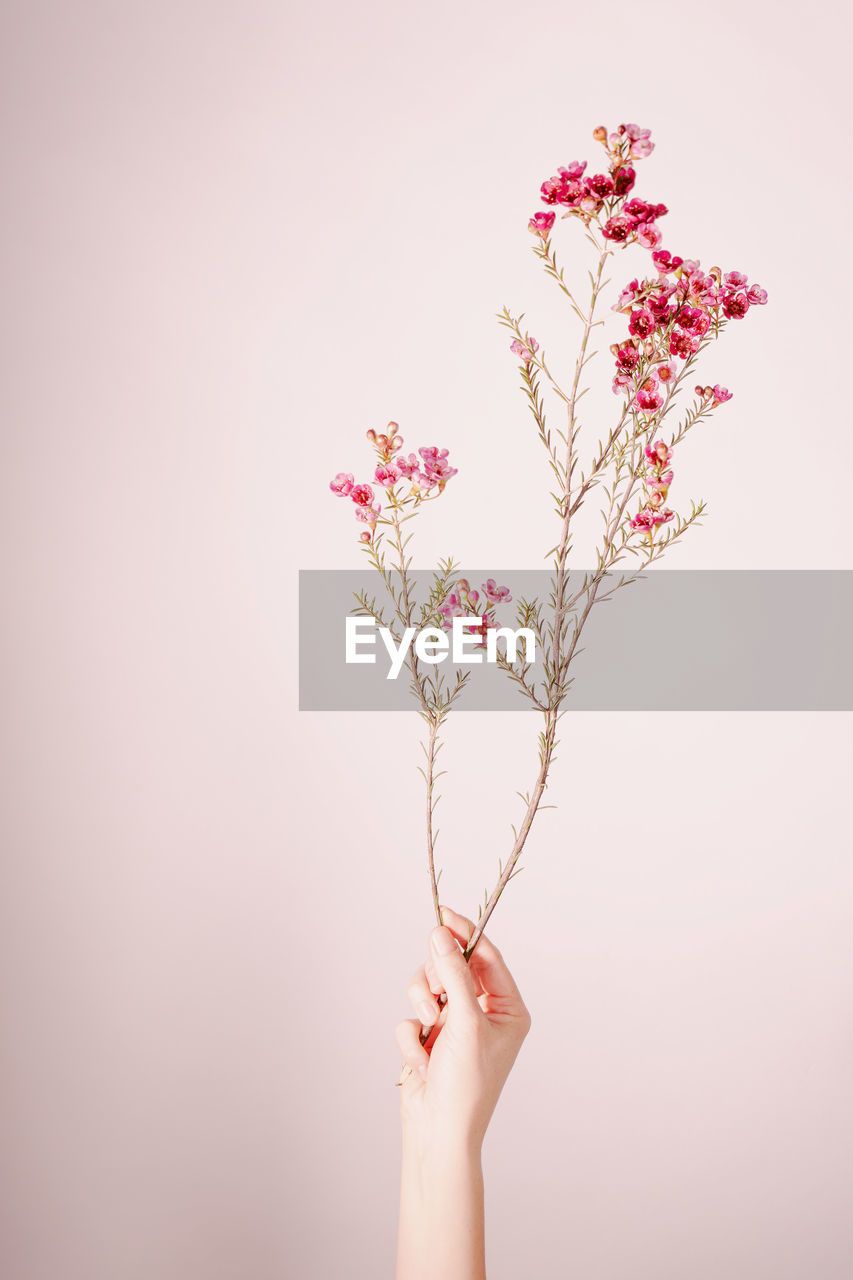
[401, 1119, 483, 1171]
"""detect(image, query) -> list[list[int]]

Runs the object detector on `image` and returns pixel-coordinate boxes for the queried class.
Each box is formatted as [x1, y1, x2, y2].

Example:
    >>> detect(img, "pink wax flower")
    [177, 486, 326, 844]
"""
[656, 360, 677, 384]
[330, 472, 354, 497]
[418, 446, 458, 489]
[647, 292, 675, 325]
[510, 337, 540, 363]
[602, 215, 633, 242]
[483, 578, 513, 604]
[724, 271, 748, 288]
[418, 446, 449, 468]
[711, 384, 733, 406]
[722, 292, 750, 320]
[613, 165, 636, 196]
[645, 440, 673, 467]
[585, 173, 615, 199]
[622, 198, 654, 225]
[529, 211, 556, 239]
[670, 329, 699, 359]
[746, 284, 768, 305]
[636, 379, 664, 412]
[629, 308, 656, 338]
[630, 503, 674, 532]
[637, 223, 663, 250]
[612, 372, 634, 395]
[629, 137, 654, 159]
[396, 452, 420, 479]
[648, 467, 674, 492]
[613, 278, 644, 312]
[540, 161, 587, 206]
[354, 502, 381, 524]
[374, 463, 401, 488]
[350, 483, 375, 507]
[677, 306, 711, 337]
[652, 249, 684, 274]
[614, 340, 641, 372]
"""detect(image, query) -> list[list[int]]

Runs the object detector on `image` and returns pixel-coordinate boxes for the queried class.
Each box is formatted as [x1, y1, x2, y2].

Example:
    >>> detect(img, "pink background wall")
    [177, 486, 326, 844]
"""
[2, 1, 852, 1277]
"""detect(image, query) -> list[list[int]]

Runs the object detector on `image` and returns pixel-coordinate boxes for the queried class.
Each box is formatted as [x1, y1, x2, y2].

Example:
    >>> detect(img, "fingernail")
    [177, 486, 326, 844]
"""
[417, 1063, 428, 1081]
[431, 926, 455, 956]
[418, 1000, 437, 1026]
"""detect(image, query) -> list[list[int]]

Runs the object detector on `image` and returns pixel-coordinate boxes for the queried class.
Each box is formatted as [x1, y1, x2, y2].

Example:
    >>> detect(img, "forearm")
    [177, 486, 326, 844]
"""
[396, 1127, 486, 1280]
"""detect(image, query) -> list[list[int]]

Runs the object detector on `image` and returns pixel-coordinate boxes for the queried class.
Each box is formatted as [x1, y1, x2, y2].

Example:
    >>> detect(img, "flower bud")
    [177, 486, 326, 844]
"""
[366, 429, 377, 443]
[359, 531, 372, 543]
[377, 433, 388, 448]
[593, 126, 607, 143]
[387, 420, 399, 432]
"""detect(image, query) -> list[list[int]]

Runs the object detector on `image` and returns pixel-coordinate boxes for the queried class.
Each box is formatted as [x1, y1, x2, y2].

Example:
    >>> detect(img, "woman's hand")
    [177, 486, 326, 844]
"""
[394, 907, 531, 1280]
[395, 905, 532, 1150]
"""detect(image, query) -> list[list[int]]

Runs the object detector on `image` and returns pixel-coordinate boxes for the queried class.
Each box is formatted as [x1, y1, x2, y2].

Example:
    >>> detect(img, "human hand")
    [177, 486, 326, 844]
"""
[395, 906, 531, 1151]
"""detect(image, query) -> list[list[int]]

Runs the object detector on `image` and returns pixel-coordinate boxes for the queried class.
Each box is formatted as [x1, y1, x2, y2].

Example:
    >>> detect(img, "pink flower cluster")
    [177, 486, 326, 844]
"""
[630, 440, 676, 536]
[529, 123, 668, 248]
[510, 337, 539, 364]
[525, 123, 768, 414]
[438, 577, 513, 646]
[611, 262, 768, 406]
[330, 423, 457, 542]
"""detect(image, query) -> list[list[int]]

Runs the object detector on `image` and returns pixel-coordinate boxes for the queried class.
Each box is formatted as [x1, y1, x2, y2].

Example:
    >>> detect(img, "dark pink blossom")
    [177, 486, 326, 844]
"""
[722, 292, 750, 320]
[645, 440, 673, 467]
[529, 211, 556, 239]
[670, 329, 699, 359]
[629, 308, 656, 338]
[540, 161, 587, 206]
[623, 198, 655, 225]
[585, 173, 615, 199]
[350, 483, 375, 507]
[602, 216, 633, 242]
[630, 504, 673, 532]
[635, 378, 663, 412]
[614, 340, 641, 372]
[677, 306, 711, 337]
[652, 250, 684, 274]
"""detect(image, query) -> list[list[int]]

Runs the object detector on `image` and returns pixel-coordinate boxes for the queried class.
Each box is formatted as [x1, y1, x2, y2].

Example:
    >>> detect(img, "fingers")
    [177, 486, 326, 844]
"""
[429, 925, 481, 1021]
[439, 905, 521, 1001]
[406, 965, 441, 1028]
[395, 1018, 429, 1082]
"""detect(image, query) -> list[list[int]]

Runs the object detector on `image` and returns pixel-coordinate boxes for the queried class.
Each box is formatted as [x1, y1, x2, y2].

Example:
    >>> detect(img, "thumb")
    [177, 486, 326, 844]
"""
[430, 926, 480, 1021]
